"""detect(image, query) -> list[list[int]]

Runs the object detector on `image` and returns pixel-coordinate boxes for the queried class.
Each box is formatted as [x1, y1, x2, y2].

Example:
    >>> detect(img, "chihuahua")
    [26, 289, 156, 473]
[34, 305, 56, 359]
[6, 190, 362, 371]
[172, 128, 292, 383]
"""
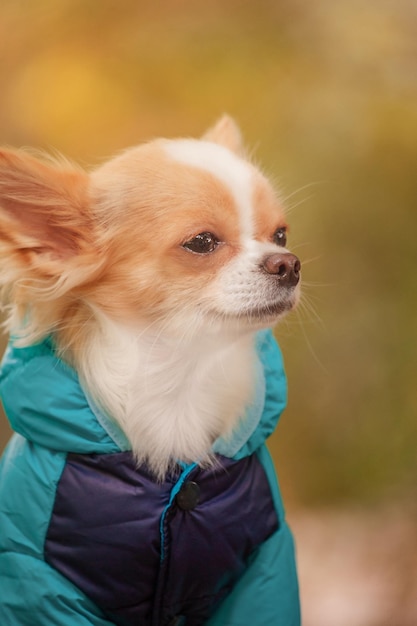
[0, 116, 301, 626]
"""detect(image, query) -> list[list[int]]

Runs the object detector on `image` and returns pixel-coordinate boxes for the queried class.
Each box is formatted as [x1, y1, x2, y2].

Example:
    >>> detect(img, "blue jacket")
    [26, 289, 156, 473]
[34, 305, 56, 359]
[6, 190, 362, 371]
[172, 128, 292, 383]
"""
[0, 330, 300, 626]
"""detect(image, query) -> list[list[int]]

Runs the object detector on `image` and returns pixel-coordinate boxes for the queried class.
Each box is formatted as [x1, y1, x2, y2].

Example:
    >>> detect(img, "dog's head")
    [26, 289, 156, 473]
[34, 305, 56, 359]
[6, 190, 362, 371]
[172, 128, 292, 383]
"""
[0, 116, 300, 348]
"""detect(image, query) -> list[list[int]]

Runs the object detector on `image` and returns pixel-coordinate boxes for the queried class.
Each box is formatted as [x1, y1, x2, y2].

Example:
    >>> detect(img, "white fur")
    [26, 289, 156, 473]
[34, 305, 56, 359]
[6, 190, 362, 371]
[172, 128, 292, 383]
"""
[79, 310, 256, 478]
[164, 139, 254, 238]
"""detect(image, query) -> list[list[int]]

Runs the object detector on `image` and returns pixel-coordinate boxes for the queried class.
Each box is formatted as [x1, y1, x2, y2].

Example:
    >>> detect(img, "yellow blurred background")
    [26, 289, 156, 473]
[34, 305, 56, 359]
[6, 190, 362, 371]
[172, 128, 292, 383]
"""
[0, 1, 416, 624]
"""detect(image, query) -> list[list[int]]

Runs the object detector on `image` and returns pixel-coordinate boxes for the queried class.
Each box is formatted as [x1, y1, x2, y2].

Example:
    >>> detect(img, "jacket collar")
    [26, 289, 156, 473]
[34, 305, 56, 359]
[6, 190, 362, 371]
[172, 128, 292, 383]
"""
[0, 330, 286, 459]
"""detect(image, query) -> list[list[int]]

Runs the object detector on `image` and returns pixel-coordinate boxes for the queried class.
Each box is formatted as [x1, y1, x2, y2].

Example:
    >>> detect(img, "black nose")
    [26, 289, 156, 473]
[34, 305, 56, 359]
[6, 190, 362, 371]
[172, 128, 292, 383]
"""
[262, 253, 301, 287]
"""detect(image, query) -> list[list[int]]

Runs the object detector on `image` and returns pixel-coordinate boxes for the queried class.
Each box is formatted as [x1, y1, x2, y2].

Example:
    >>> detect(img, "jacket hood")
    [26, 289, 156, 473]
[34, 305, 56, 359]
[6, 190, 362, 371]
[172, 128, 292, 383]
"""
[0, 330, 287, 459]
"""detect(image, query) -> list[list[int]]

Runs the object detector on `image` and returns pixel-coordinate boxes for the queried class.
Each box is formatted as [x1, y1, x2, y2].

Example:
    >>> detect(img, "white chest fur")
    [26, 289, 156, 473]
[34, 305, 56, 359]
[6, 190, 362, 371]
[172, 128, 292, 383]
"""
[76, 315, 256, 478]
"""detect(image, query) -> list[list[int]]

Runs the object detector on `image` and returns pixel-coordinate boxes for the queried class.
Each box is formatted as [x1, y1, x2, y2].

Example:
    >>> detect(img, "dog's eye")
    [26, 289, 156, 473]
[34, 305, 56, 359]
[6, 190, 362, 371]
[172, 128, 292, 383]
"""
[183, 232, 219, 254]
[273, 227, 287, 248]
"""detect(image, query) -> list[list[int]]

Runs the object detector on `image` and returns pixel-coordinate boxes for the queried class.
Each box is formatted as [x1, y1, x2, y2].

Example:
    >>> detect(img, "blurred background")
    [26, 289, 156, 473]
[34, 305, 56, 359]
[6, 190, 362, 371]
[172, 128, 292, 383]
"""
[0, 1, 416, 624]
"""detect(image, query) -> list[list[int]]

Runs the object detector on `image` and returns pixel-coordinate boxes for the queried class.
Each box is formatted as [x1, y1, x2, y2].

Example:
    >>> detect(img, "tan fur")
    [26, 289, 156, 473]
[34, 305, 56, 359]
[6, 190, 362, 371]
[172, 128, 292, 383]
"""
[0, 149, 104, 346]
[202, 114, 245, 156]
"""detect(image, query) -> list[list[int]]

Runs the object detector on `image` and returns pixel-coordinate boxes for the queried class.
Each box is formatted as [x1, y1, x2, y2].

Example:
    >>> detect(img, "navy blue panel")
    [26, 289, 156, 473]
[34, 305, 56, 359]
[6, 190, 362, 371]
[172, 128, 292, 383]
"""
[158, 454, 279, 626]
[45, 452, 172, 625]
[45, 452, 279, 626]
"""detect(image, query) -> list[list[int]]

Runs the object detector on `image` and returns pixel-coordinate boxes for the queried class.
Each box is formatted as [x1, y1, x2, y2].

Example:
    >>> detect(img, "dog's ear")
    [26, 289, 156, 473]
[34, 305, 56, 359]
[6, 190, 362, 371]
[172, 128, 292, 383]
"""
[0, 148, 92, 264]
[202, 115, 245, 155]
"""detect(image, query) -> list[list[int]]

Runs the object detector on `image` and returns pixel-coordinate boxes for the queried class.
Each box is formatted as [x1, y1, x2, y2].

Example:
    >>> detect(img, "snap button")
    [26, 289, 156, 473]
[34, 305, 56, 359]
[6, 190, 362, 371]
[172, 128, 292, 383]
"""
[176, 481, 200, 511]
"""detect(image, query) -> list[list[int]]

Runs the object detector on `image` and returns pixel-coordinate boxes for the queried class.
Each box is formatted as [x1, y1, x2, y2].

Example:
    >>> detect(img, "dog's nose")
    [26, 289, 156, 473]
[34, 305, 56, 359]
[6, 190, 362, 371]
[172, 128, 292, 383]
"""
[262, 253, 301, 287]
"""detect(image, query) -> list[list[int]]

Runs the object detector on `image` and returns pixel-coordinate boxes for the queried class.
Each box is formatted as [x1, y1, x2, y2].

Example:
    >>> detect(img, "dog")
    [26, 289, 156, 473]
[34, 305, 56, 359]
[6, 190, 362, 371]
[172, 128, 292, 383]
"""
[0, 116, 301, 626]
